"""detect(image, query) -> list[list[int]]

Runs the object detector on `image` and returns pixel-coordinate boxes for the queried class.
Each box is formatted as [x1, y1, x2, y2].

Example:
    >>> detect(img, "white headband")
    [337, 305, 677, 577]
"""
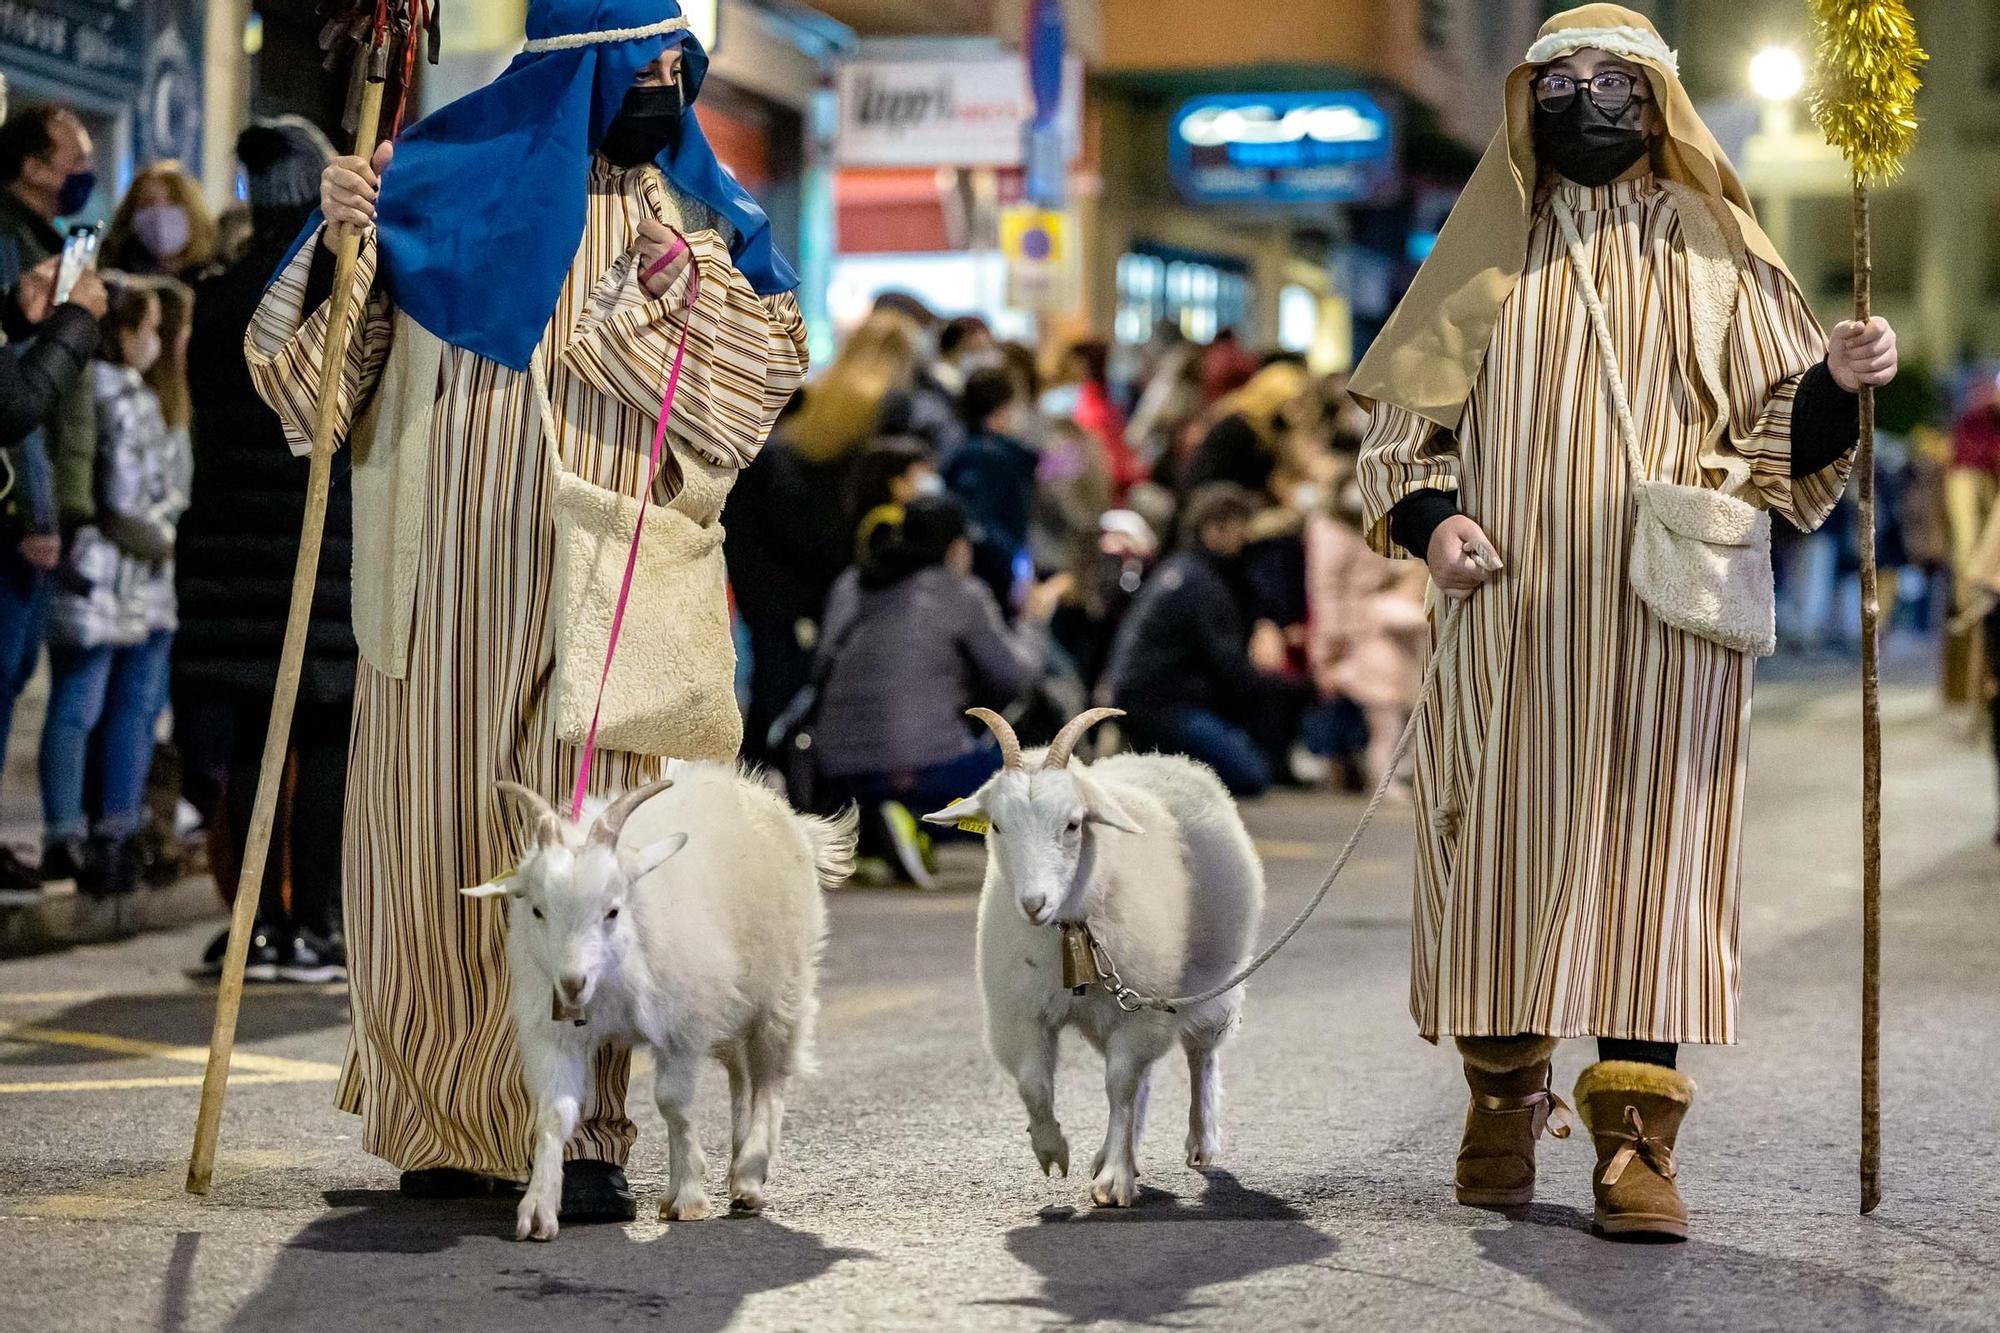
[1525, 25, 1679, 76]
[523, 15, 688, 53]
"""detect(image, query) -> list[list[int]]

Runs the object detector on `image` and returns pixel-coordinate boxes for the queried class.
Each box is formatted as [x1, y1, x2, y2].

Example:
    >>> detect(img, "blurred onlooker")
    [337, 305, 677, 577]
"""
[727, 309, 926, 765]
[869, 291, 963, 457]
[176, 116, 351, 981]
[101, 161, 218, 282]
[0, 104, 107, 896]
[943, 366, 1039, 609]
[1128, 340, 1204, 474]
[1181, 360, 1311, 499]
[845, 435, 936, 520]
[1199, 328, 1258, 403]
[38, 277, 190, 897]
[932, 314, 995, 396]
[813, 495, 1066, 887]
[212, 202, 253, 268]
[1305, 483, 1429, 790]
[1050, 339, 1145, 499]
[1105, 482, 1304, 797]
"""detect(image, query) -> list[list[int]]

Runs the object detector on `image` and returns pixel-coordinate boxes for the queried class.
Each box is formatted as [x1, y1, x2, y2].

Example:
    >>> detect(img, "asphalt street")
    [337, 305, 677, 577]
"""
[0, 675, 1993, 1332]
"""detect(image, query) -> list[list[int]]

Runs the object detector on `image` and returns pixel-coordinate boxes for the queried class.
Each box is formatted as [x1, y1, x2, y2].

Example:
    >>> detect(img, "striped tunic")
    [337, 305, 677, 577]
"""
[248, 161, 808, 1174]
[1357, 174, 1847, 1044]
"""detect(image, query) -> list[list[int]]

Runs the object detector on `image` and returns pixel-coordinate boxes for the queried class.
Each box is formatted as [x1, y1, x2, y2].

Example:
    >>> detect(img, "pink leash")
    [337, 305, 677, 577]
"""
[569, 238, 699, 820]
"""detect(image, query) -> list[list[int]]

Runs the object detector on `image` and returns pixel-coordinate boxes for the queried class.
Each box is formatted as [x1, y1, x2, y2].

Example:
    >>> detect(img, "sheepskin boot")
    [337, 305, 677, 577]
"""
[1574, 1060, 1695, 1240]
[1453, 1035, 1571, 1208]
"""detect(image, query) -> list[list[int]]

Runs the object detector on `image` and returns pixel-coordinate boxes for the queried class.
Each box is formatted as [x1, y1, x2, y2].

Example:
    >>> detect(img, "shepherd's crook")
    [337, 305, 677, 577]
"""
[186, 1, 437, 1195]
[1809, 0, 1926, 1216]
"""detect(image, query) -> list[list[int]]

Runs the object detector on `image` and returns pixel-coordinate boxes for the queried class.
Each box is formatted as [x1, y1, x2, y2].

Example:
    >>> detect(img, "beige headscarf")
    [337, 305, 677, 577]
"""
[1349, 4, 1800, 430]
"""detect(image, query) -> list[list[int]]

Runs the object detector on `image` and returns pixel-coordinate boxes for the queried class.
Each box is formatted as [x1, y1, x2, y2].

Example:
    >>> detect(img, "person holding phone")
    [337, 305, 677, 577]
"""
[0, 103, 106, 899]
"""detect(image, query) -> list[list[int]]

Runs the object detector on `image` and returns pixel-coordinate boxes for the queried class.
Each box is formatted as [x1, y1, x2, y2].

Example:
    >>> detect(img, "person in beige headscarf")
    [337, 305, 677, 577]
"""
[1351, 5, 1898, 1240]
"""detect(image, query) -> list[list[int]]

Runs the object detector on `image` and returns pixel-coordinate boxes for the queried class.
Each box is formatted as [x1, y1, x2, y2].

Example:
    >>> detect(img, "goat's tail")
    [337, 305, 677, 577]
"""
[797, 804, 861, 891]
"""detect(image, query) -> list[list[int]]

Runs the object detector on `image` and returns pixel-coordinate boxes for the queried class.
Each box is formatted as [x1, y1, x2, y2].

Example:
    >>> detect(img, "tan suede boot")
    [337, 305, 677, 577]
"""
[1574, 1060, 1695, 1240]
[1454, 1036, 1572, 1208]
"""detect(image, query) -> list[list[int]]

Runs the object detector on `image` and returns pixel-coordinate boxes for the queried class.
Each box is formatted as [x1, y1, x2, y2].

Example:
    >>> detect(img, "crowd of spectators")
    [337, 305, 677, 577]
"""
[727, 299, 1425, 885]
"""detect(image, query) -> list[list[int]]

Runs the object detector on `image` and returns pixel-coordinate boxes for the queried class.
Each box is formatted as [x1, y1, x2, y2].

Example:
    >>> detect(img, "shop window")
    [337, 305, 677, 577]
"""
[1117, 248, 1250, 345]
[1278, 285, 1319, 356]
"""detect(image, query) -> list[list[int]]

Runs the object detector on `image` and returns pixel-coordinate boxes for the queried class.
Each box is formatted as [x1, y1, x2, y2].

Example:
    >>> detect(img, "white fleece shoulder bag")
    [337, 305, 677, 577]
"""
[528, 262, 743, 764]
[1551, 193, 1777, 658]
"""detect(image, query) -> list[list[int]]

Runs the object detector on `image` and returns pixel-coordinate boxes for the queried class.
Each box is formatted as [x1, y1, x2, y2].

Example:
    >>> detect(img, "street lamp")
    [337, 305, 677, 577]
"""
[1749, 45, 1806, 103]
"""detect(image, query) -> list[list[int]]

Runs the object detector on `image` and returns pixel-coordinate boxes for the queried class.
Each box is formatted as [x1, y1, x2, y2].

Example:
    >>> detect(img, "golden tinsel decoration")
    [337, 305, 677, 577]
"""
[1808, 0, 1927, 184]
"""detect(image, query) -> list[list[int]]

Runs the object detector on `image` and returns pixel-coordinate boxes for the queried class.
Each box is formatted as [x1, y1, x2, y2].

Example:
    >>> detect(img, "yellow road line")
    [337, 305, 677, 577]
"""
[0, 1071, 325, 1094]
[0, 1022, 341, 1079]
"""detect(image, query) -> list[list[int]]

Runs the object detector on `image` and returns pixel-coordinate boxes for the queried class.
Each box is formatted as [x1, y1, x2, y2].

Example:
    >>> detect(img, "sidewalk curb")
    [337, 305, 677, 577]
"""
[0, 875, 223, 958]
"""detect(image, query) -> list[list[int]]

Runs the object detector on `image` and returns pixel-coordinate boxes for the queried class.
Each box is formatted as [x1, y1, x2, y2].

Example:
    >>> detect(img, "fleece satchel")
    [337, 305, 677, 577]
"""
[528, 238, 742, 766]
[1552, 192, 1777, 658]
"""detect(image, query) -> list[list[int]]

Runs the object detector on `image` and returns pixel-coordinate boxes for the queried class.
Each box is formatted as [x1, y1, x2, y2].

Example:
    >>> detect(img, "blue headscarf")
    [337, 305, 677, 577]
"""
[366, 0, 797, 372]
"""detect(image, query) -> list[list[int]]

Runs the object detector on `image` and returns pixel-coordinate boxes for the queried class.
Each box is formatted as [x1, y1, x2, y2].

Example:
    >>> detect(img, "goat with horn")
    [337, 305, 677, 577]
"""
[927, 708, 1265, 1206]
[466, 768, 855, 1240]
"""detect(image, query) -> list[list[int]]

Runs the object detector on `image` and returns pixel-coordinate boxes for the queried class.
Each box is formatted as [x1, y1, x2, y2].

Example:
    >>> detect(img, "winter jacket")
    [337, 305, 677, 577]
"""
[942, 427, 1038, 605]
[173, 237, 357, 705]
[0, 190, 96, 530]
[48, 362, 189, 648]
[813, 564, 1043, 778]
[1104, 549, 1267, 719]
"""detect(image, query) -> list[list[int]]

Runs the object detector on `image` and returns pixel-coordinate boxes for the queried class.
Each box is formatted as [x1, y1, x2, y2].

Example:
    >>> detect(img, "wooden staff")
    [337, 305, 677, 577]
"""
[185, 42, 390, 1199]
[1808, 0, 1925, 1217]
[1850, 175, 1882, 1215]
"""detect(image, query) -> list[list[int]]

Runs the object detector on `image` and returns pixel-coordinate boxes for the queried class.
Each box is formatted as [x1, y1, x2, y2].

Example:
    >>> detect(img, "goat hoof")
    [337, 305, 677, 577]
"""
[1185, 1134, 1220, 1169]
[729, 1186, 766, 1214]
[1036, 1143, 1070, 1178]
[516, 1200, 560, 1241]
[1090, 1173, 1138, 1208]
[662, 1194, 711, 1222]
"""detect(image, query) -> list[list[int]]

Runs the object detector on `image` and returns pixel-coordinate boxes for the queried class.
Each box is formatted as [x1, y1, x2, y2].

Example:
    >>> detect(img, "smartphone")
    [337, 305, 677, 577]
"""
[53, 223, 102, 304]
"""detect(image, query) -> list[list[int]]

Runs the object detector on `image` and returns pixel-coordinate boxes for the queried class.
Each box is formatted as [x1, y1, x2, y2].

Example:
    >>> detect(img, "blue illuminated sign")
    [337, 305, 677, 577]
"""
[1170, 91, 1397, 206]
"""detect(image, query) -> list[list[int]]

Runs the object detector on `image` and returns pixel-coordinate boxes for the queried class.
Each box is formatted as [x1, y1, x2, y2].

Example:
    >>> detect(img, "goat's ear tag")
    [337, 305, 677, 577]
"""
[945, 795, 990, 836]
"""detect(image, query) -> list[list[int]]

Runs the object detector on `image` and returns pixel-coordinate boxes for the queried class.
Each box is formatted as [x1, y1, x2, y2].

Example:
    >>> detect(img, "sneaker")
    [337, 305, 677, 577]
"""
[400, 1168, 508, 1199]
[90, 835, 142, 899]
[189, 927, 231, 980]
[39, 838, 90, 886]
[244, 923, 289, 983]
[0, 846, 41, 891]
[878, 801, 938, 891]
[279, 928, 348, 984]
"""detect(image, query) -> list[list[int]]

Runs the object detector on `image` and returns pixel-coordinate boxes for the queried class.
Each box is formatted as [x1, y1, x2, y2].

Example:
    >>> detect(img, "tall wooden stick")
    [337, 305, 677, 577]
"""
[185, 69, 386, 1199]
[1851, 174, 1882, 1216]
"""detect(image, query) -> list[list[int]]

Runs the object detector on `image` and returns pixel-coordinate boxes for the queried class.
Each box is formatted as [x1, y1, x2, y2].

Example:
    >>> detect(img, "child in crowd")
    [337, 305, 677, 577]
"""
[38, 277, 190, 896]
[942, 366, 1040, 611]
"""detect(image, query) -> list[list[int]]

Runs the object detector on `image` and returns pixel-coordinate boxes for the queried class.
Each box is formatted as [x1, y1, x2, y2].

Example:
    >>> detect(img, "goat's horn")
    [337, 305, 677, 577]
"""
[966, 708, 1023, 770]
[494, 781, 565, 847]
[590, 778, 677, 848]
[1043, 708, 1125, 770]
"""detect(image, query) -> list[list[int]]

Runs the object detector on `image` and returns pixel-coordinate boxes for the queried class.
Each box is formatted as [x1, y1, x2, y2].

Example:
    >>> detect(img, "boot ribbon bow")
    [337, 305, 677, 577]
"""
[1470, 1087, 1575, 1142]
[1600, 1104, 1676, 1186]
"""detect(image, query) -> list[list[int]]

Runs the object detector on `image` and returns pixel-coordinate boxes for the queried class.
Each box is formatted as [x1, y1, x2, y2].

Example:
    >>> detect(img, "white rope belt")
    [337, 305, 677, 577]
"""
[524, 16, 688, 52]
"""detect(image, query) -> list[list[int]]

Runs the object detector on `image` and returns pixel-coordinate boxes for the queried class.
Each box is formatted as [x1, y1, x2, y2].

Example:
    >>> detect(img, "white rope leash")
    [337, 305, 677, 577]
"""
[1108, 597, 1469, 1014]
[524, 16, 689, 52]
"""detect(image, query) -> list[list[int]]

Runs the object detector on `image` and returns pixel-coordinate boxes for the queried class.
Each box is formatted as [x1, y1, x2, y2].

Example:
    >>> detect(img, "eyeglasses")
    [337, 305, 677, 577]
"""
[1533, 70, 1648, 116]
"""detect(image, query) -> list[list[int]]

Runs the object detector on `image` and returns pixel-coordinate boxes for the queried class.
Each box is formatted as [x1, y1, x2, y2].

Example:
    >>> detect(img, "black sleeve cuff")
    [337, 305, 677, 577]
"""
[1388, 488, 1461, 559]
[39, 304, 100, 363]
[1790, 359, 1860, 478]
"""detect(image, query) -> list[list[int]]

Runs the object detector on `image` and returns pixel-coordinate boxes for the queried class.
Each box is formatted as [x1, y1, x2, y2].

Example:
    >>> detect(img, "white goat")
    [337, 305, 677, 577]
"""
[926, 708, 1265, 1208]
[465, 765, 855, 1241]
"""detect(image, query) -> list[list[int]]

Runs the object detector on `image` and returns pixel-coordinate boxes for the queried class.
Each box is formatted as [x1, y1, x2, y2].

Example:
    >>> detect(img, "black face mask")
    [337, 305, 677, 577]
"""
[1533, 95, 1651, 187]
[598, 83, 684, 169]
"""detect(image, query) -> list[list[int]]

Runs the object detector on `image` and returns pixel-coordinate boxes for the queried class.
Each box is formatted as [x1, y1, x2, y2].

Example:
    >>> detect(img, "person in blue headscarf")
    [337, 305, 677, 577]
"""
[244, 0, 808, 1225]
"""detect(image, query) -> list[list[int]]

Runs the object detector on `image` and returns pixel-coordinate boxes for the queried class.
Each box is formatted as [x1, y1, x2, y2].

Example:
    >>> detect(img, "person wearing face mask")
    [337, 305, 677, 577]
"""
[1349, 6, 1901, 1241]
[101, 161, 219, 281]
[37, 278, 190, 899]
[250, 0, 807, 1220]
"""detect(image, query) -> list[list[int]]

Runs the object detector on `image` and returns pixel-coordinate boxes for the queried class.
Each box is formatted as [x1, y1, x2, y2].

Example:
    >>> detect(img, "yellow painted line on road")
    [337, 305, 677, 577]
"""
[820, 984, 935, 1024]
[0, 990, 108, 1005]
[0, 1071, 319, 1094]
[0, 1022, 341, 1080]
[0, 983, 348, 1005]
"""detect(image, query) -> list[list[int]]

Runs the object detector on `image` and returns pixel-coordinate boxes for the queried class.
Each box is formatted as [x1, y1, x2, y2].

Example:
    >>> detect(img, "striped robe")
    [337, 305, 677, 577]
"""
[247, 161, 808, 1174]
[1357, 175, 1848, 1044]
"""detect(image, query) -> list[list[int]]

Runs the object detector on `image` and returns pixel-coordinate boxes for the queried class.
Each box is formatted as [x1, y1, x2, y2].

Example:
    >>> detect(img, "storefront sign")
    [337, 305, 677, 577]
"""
[1001, 205, 1077, 311]
[0, 0, 146, 90]
[1170, 91, 1397, 206]
[836, 55, 1081, 169]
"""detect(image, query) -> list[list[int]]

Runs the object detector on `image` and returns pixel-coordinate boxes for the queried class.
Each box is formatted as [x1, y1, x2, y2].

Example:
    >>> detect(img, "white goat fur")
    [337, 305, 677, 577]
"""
[930, 745, 1265, 1207]
[466, 763, 856, 1240]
